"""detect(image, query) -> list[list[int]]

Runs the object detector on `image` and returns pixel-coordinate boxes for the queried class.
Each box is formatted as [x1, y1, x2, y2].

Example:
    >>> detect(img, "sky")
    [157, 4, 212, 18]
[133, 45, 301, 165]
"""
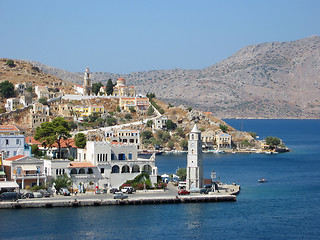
[1, 0, 320, 74]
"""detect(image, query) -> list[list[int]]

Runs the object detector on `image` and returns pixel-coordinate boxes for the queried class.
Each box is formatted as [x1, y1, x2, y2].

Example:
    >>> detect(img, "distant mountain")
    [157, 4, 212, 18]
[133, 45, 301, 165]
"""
[30, 36, 320, 118]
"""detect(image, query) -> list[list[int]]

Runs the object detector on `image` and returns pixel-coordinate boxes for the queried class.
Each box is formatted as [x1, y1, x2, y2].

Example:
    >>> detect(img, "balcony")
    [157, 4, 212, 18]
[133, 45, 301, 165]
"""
[14, 173, 46, 179]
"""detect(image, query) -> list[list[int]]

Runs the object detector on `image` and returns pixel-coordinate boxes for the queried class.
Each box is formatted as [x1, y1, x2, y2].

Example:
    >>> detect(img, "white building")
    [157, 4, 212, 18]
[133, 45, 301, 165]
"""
[0, 125, 31, 159]
[186, 125, 204, 190]
[153, 116, 168, 131]
[75, 141, 158, 189]
[43, 159, 70, 180]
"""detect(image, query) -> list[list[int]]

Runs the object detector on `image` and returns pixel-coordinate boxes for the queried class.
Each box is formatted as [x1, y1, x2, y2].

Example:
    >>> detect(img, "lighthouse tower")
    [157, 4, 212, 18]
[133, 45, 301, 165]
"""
[83, 68, 92, 96]
[186, 124, 204, 190]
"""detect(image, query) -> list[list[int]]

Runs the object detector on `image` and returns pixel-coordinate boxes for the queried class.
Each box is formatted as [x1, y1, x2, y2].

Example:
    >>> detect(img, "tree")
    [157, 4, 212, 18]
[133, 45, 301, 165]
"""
[124, 113, 132, 120]
[147, 106, 154, 116]
[106, 117, 117, 126]
[92, 82, 103, 95]
[141, 130, 153, 140]
[6, 59, 15, 67]
[146, 120, 153, 128]
[31, 144, 41, 157]
[75, 133, 87, 148]
[166, 119, 177, 130]
[180, 139, 188, 151]
[265, 136, 281, 148]
[219, 124, 228, 133]
[106, 79, 114, 95]
[38, 97, 48, 105]
[146, 93, 156, 100]
[0, 81, 15, 98]
[52, 174, 72, 192]
[176, 168, 186, 181]
[167, 140, 175, 150]
[26, 86, 33, 93]
[34, 117, 71, 159]
[176, 127, 185, 138]
[249, 132, 257, 139]
[116, 105, 121, 112]
[187, 107, 193, 112]
[129, 106, 136, 113]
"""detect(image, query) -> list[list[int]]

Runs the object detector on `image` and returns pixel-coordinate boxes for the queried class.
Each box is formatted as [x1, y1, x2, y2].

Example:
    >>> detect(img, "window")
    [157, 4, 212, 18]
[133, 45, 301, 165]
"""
[56, 169, 58, 175]
[101, 168, 104, 174]
[118, 153, 125, 160]
[17, 167, 21, 174]
[6, 151, 9, 157]
[111, 153, 115, 160]
[14, 151, 17, 156]
[16, 139, 20, 145]
[129, 153, 132, 160]
[6, 139, 9, 145]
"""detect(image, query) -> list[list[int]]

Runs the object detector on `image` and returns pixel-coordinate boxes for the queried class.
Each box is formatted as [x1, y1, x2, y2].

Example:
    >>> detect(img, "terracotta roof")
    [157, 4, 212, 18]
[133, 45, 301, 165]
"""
[0, 125, 20, 132]
[5, 155, 27, 161]
[203, 112, 213, 115]
[69, 162, 95, 168]
[111, 141, 123, 146]
[26, 136, 41, 145]
[51, 139, 77, 148]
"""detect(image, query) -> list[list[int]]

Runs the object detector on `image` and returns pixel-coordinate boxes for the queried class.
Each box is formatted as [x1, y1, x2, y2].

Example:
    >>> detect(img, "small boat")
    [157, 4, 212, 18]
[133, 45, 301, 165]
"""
[258, 178, 267, 183]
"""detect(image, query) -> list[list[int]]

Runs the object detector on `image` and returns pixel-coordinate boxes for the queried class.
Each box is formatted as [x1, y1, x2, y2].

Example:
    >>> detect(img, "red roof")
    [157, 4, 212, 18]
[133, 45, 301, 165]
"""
[111, 141, 123, 146]
[0, 125, 20, 132]
[69, 162, 95, 168]
[51, 139, 77, 148]
[5, 155, 27, 161]
[26, 136, 41, 145]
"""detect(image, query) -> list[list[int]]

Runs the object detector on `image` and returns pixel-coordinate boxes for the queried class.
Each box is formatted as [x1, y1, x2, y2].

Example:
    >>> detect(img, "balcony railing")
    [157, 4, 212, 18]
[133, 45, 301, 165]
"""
[14, 173, 46, 179]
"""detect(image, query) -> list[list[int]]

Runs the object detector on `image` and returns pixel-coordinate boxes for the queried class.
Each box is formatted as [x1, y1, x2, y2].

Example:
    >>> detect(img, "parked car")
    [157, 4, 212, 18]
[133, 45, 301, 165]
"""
[24, 192, 34, 198]
[200, 188, 210, 194]
[113, 192, 128, 200]
[110, 188, 119, 194]
[33, 192, 43, 198]
[178, 189, 190, 195]
[0, 192, 18, 202]
[40, 190, 52, 197]
[121, 187, 135, 194]
[59, 188, 71, 196]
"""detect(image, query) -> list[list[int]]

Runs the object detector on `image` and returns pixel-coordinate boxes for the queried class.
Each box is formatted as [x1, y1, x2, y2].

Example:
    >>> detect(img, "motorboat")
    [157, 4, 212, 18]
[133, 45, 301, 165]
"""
[258, 178, 267, 183]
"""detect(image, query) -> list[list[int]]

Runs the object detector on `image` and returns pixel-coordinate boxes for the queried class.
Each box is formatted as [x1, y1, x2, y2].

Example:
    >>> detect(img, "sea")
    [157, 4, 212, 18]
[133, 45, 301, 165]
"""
[1, 119, 320, 240]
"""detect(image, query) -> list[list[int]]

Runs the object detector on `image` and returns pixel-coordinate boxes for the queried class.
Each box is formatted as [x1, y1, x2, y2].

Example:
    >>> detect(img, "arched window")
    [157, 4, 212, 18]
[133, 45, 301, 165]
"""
[132, 165, 140, 173]
[79, 168, 85, 174]
[111, 165, 120, 173]
[142, 165, 152, 174]
[70, 168, 77, 174]
[87, 168, 93, 174]
[121, 165, 130, 173]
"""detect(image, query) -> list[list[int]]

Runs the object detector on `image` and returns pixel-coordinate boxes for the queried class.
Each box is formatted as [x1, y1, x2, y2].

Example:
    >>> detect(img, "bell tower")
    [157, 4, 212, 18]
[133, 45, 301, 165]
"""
[83, 68, 92, 95]
[186, 124, 203, 190]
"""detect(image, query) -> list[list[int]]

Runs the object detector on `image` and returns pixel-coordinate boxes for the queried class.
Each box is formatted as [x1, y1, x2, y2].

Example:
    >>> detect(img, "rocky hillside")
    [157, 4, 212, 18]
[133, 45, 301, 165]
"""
[29, 36, 320, 119]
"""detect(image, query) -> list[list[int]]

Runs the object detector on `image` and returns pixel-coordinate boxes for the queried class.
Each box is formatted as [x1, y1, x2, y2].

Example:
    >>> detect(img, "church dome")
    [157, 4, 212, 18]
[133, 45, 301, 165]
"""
[117, 78, 126, 86]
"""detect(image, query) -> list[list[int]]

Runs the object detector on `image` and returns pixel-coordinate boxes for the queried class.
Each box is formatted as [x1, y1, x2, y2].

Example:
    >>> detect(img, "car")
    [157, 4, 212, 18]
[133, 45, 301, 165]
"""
[121, 187, 135, 194]
[110, 188, 119, 194]
[200, 188, 210, 194]
[178, 189, 190, 195]
[59, 188, 71, 196]
[33, 192, 43, 198]
[113, 192, 128, 200]
[24, 192, 34, 198]
[0, 192, 18, 202]
[40, 190, 52, 197]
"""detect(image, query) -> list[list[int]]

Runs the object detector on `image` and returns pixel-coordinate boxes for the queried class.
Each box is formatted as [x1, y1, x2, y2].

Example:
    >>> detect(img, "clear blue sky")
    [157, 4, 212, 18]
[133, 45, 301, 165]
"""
[1, 0, 319, 73]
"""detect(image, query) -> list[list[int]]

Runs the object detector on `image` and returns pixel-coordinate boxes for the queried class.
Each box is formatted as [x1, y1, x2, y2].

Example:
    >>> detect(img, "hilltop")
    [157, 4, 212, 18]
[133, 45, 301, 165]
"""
[29, 36, 320, 119]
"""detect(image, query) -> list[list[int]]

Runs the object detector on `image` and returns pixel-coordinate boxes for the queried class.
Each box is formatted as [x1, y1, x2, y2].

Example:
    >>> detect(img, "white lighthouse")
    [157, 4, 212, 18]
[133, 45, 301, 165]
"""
[186, 124, 204, 190]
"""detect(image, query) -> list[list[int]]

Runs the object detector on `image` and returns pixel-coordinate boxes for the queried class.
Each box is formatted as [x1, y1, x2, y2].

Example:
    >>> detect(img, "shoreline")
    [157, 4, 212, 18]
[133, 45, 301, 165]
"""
[0, 195, 236, 209]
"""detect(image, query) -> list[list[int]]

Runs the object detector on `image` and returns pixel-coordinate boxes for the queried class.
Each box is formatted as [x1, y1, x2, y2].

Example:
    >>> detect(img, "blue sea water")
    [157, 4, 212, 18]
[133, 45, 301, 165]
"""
[1, 119, 320, 240]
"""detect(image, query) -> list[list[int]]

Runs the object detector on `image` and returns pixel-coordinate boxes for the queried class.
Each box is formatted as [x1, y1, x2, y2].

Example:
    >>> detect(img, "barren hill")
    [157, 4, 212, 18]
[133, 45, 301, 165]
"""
[29, 36, 320, 119]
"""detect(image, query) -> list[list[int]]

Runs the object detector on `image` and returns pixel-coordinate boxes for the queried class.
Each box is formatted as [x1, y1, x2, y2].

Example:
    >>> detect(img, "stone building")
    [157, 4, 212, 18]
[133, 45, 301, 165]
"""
[83, 68, 92, 96]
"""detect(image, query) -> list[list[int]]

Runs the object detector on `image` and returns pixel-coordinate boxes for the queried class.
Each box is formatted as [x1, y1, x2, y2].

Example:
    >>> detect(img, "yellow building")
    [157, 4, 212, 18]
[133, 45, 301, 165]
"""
[73, 105, 104, 117]
[113, 78, 136, 97]
[120, 97, 149, 111]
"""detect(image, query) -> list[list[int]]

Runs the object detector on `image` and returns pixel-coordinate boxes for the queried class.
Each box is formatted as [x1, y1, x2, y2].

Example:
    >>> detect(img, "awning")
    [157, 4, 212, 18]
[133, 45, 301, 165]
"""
[0, 181, 19, 189]
[21, 165, 37, 171]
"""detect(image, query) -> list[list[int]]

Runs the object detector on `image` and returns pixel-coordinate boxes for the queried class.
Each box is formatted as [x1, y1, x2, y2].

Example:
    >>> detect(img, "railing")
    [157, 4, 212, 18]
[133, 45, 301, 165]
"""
[70, 174, 96, 179]
[14, 173, 46, 179]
